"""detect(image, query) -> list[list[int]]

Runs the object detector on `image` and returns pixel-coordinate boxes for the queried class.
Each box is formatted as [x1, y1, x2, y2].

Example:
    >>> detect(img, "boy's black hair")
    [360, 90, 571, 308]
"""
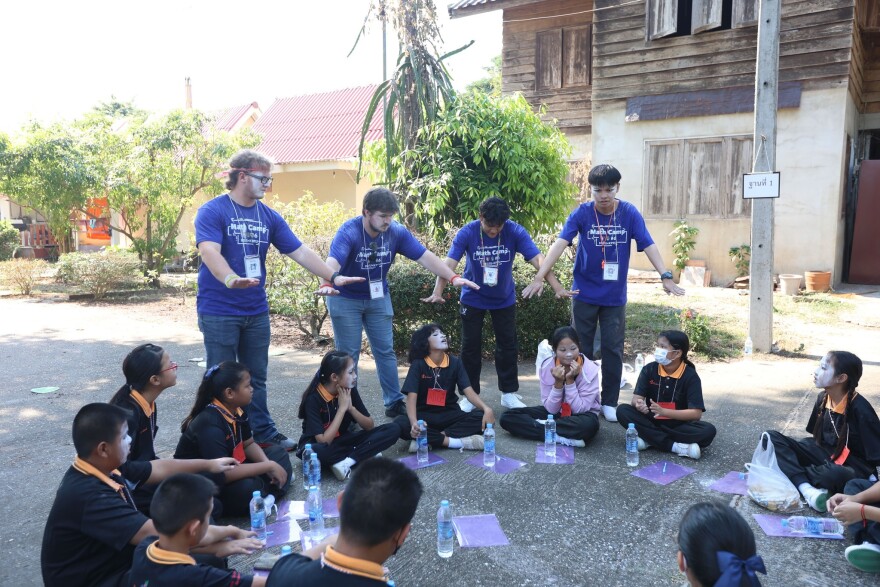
[339, 457, 423, 547]
[479, 197, 511, 226]
[72, 403, 131, 458]
[362, 187, 400, 214]
[408, 323, 443, 363]
[587, 164, 622, 187]
[150, 473, 217, 536]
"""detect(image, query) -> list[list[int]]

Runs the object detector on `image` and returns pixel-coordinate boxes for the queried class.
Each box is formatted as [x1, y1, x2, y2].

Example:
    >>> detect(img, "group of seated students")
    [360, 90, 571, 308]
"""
[40, 328, 880, 585]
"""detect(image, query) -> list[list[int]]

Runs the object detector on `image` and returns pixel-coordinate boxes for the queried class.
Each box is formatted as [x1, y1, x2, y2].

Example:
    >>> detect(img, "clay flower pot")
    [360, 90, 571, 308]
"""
[804, 270, 831, 293]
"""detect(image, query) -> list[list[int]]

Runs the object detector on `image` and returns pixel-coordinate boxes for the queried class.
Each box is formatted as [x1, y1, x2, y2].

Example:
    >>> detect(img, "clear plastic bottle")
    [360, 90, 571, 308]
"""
[626, 423, 639, 467]
[437, 500, 454, 558]
[483, 423, 496, 466]
[635, 352, 645, 372]
[417, 420, 429, 464]
[744, 336, 753, 358]
[280, 545, 292, 557]
[308, 453, 321, 489]
[307, 485, 324, 532]
[301, 444, 313, 490]
[249, 490, 267, 542]
[544, 414, 557, 457]
[782, 516, 844, 535]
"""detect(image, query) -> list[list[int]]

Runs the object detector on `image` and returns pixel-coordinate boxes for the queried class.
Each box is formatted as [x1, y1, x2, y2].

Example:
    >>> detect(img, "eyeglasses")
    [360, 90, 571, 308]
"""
[159, 361, 179, 373]
[242, 171, 274, 187]
[369, 241, 378, 263]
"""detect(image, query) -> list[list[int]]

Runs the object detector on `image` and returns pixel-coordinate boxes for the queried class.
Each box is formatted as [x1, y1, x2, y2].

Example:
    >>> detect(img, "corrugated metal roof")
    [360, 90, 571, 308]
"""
[214, 102, 259, 132]
[253, 85, 383, 165]
[448, 0, 515, 18]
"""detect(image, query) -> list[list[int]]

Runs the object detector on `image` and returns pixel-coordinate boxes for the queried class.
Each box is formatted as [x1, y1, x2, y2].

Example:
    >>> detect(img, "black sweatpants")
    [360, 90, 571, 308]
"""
[307, 424, 401, 465]
[499, 405, 599, 443]
[765, 431, 857, 493]
[218, 444, 293, 517]
[845, 478, 880, 545]
[460, 303, 519, 393]
[616, 404, 716, 452]
[395, 409, 485, 448]
[572, 300, 625, 407]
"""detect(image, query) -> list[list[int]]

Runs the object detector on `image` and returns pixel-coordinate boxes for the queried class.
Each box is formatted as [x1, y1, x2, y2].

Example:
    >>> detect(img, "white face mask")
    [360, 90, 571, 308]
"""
[654, 347, 672, 366]
[814, 357, 836, 388]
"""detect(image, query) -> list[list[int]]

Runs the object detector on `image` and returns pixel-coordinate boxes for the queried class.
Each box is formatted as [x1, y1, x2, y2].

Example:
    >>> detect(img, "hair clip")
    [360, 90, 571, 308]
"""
[204, 364, 220, 379]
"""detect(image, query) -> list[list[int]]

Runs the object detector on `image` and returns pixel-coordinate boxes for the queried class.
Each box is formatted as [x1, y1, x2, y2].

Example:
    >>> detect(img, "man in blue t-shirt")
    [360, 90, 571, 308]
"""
[422, 197, 570, 411]
[528, 164, 684, 422]
[195, 149, 362, 450]
[319, 188, 479, 418]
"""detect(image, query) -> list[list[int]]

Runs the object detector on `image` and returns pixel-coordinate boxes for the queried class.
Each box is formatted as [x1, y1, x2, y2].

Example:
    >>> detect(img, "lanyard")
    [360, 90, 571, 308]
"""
[658, 374, 681, 403]
[478, 225, 503, 268]
[362, 225, 385, 282]
[592, 203, 619, 268]
[208, 403, 244, 447]
[228, 195, 262, 257]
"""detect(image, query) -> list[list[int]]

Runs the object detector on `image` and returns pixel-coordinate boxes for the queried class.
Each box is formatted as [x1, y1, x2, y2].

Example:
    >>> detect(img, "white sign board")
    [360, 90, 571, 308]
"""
[742, 172, 781, 199]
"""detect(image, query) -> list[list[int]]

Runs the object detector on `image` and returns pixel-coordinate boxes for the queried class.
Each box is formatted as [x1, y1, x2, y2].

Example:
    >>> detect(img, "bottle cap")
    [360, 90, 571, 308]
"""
[628, 423, 635, 429]
[281, 545, 292, 555]
[253, 490, 261, 497]
[441, 499, 449, 506]
[486, 423, 493, 428]
[304, 443, 312, 449]
[547, 414, 554, 420]
[309, 485, 318, 491]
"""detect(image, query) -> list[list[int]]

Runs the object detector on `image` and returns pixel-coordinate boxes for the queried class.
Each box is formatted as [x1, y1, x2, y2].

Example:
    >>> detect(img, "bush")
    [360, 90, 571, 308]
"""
[678, 308, 711, 353]
[0, 220, 19, 261]
[56, 249, 141, 299]
[0, 258, 48, 295]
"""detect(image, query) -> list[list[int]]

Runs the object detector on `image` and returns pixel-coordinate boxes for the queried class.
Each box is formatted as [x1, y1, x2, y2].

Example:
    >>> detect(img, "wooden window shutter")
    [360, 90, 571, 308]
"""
[685, 138, 724, 215]
[645, 140, 684, 217]
[692, 0, 724, 34]
[732, 0, 759, 29]
[646, 0, 679, 41]
[725, 137, 753, 217]
[562, 26, 591, 87]
[536, 30, 562, 90]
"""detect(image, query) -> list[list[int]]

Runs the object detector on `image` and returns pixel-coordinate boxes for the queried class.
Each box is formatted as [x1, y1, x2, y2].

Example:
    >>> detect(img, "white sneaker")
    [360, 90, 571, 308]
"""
[460, 434, 485, 451]
[501, 393, 527, 409]
[557, 436, 586, 448]
[263, 494, 277, 518]
[601, 405, 618, 422]
[845, 542, 880, 573]
[673, 442, 701, 460]
[331, 458, 355, 481]
[801, 486, 828, 512]
[458, 396, 476, 412]
[408, 440, 418, 453]
[637, 437, 648, 451]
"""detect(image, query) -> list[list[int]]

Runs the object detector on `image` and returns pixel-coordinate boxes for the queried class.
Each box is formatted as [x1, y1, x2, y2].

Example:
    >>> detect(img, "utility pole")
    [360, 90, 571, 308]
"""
[749, 0, 781, 353]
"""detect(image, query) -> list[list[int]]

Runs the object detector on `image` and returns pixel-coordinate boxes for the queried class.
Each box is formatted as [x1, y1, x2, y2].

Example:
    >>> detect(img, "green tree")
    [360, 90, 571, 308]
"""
[465, 55, 502, 97]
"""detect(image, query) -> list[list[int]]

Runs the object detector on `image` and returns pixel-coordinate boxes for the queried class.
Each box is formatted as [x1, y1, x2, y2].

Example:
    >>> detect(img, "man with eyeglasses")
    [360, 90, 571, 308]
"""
[525, 164, 685, 423]
[195, 149, 363, 451]
[319, 187, 479, 418]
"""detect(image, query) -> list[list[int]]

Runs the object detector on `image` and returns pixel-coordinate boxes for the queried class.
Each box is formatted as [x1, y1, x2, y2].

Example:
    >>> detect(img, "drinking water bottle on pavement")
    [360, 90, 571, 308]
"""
[417, 420, 429, 464]
[249, 490, 267, 542]
[782, 516, 844, 535]
[308, 453, 321, 489]
[635, 353, 645, 372]
[437, 500, 454, 558]
[301, 444, 314, 490]
[744, 336, 753, 358]
[307, 485, 324, 532]
[544, 415, 557, 457]
[483, 423, 496, 466]
[626, 423, 639, 467]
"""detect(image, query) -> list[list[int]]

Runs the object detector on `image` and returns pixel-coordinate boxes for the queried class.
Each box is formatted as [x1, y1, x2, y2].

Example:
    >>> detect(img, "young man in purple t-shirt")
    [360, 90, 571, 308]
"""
[527, 164, 684, 422]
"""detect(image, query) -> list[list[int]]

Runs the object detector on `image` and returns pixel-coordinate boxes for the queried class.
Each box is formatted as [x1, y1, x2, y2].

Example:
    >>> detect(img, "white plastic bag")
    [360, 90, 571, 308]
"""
[746, 432, 802, 513]
[535, 339, 553, 378]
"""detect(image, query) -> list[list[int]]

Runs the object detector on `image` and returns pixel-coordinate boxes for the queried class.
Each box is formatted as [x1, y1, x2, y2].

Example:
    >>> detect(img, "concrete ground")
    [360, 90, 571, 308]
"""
[2, 290, 880, 586]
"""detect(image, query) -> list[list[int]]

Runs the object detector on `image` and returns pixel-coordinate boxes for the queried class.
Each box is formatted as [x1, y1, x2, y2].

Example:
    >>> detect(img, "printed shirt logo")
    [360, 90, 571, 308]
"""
[355, 245, 391, 271]
[227, 218, 268, 246]
[472, 245, 511, 266]
[587, 224, 628, 246]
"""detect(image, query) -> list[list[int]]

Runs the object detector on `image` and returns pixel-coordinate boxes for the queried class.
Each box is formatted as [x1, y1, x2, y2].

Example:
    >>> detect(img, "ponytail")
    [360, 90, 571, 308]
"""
[181, 362, 248, 432]
[109, 343, 164, 404]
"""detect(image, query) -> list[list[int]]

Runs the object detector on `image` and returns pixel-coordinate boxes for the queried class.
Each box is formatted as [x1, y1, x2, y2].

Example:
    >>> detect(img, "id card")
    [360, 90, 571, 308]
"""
[233, 441, 246, 464]
[369, 280, 384, 299]
[244, 255, 261, 279]
[426, 388, 447, 407]
[653, 401, 676, 420]
[483, 266, 498, 287]
[833, 445, 850, 465]
[603, 263, 619, 281]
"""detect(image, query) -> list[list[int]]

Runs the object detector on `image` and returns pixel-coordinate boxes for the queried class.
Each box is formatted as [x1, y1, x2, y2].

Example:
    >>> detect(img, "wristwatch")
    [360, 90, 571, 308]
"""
[660, 270, 673, 280]
[330, 271, 340, 286]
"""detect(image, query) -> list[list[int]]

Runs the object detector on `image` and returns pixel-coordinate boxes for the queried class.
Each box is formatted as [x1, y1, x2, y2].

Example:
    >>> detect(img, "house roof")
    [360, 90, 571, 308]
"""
[448, 0, 543, 19]
[253, 85, 382, 165]
[214, 102, 260, 132]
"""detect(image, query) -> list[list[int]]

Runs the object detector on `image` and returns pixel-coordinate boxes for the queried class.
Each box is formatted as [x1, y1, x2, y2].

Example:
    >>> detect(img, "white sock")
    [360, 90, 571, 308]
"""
[798, 482, 819, 497]
[336, 457, 356, 468]
[447, 438, 463, 449]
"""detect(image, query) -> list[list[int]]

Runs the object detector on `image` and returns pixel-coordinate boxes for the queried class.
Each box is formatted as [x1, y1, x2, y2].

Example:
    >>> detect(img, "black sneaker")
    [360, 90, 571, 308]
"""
[259, 432, 296, 452]
[384, 401, 407, 418]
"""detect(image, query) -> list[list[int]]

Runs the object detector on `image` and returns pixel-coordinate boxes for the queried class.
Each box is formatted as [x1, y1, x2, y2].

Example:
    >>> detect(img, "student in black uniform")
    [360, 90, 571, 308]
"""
[130, 473, 266, 587]
[41, 403, 261, 587]
[393, 323, 495, 452]
[267, 457, 423, 586]
[616, 330, 715, 460]
[764, 350, 880, 512]
[296, 350, 401, 481]
[175, 362, 293, 517]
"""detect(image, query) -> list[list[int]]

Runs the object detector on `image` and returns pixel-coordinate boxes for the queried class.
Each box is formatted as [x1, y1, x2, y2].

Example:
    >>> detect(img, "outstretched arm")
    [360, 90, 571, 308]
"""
[643, 244, 684, 296]
[523, 238, 572, 298]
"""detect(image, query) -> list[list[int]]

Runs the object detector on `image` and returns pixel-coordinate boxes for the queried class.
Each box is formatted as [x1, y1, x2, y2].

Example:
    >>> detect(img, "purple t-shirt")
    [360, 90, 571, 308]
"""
[559, 199, 654, 306]
[447, 219, 540, 310]
[195, 195, 302, 316]
[328, 217, 427, 300]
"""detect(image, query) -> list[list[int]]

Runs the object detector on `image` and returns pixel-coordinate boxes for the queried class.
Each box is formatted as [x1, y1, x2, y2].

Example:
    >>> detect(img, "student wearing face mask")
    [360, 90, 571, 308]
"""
[616, 330, 715, 460]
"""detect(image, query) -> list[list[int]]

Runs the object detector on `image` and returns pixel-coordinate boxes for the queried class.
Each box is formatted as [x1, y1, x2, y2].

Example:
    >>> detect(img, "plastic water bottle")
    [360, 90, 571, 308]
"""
[307, 485, 324, 532]
[483, 423, 496, 466]
[249, 491, 267, 542]
[544, 414, 557, 457]
[280, 545, 292, 557]
[782, 516, 844, 535]
[308, 453, 321, 489]
[437, 500, 454, 558]
[626, 423, 639, 467]
[417, 420, 429, 464]
[635, 352, 645, 372]
[301, 444, 313, 490]
[744, 336, 753, 358]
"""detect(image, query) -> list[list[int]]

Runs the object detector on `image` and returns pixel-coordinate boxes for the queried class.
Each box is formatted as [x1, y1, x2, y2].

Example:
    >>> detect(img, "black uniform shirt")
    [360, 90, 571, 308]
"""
[130, 537, 253, 587]
[401, 354, 471, 413]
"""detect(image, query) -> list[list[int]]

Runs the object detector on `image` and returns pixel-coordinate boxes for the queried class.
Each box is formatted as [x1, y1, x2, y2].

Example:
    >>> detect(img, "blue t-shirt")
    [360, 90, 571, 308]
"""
[559, 199, 654, 306]
[447, 219, 540, 310]
[195, 195, 302, 316]
[328, 216, 427, 300]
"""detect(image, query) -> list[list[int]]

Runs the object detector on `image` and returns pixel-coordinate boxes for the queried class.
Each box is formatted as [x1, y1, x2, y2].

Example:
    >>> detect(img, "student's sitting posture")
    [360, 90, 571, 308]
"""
[393, 323, 495, 451]
[616, 330, 715, 460]
[830, 477, 880, 573]
[499, 326, 600, 447]
[41, 403, 261, 587]
[677, 501, 767, 587]
[297, 350, 401, 480]
[131, 473, 266, 587]
[267, 457, 423, 586]
[175, 362, 293, 517]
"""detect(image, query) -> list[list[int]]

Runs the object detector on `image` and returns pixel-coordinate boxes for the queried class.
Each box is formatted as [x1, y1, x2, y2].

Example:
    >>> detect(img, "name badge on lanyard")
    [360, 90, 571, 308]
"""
[369, 280, 384, 299]
[244, 255, 261, 279]
[483, 266, 498, 287]
[603, 262, 619, 281]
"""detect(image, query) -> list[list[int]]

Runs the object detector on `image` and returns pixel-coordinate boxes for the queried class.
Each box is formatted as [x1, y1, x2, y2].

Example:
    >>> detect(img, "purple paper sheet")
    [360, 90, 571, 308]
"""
[465, 453, 527, 474]
[535, 444, 575, 464]
[301, 526, 340, 551]
[399, 452, 447, 470]
[631, 461, 694, 486]
[752, 514, 843, 540]
[264, 517, 304, 548]
[452, 514, 510, 548]
[709, 471, 749, 495]
[277, 498, 339, 520]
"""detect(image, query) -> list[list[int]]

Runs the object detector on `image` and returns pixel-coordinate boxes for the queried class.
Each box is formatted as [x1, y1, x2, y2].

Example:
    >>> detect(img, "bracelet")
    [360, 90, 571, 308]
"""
[660, 270, 673, 281]
[224, 274, 238, 288]
[862, 504, 868, 528]
[450, 273, 461, 285]
[330, 271, 340, 286]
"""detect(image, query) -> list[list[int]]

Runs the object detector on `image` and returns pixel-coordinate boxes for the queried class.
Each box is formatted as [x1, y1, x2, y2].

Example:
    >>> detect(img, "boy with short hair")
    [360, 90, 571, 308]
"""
[41, 403, 261, 587]
[131, 473, 266, 586]
[267, 457, 424, 586]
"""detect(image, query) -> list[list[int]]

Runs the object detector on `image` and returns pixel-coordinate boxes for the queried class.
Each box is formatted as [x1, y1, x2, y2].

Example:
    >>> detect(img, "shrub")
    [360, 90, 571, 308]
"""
[678, 308, 711, 353]
[729, 244, 751, 278]
[56, 249, 141, 299]
[0, 220, 20, 261]
[670, 219, 699, 272]
[0, 258, 48, 295]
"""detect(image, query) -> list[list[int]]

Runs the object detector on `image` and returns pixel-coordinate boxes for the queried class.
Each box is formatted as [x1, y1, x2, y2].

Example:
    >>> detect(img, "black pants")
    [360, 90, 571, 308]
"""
[395, 409, 485, 448]
[845, 478, 880, 545]
[572, 300, 625, 406]
[307, 424, 401, 465]
[765, 431, 857, 493]
[218, 444, 293, 517]
[499, 405, 599, 443]
[616, 404, 716, 452]
[460, 302, 519, 393]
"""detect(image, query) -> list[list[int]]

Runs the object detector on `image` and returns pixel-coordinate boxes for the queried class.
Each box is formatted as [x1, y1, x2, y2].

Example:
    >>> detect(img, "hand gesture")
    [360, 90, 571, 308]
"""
[831, 500, 863, 525]
[208, 457, 239, 473]
[337, 387, 353, 412]
[409, 421, 421, 439]
[566, 361, 582, 383]
[333, 275, 366, 287]
[648, 401, 667, 418]
[555, 288, 580, 299]
[662, 278, 685, 296]
[481, 408, 496, 430]
[551, 365, 566, 383]
[633, 397, 649, 414]
[522, 280, 544, 299]
[214, 537, 264, 556]
[314, 284, 339, 296]
[827, 493, 851, 512]
[451, 276, 480, 290]
[267, 462, 288, 487]
[228, 277, 261, 289]
[420, 293, 446, 304]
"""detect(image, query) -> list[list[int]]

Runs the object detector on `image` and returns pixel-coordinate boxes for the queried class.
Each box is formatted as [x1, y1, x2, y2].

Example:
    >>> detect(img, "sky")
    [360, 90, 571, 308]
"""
[0, 0, 502, 134]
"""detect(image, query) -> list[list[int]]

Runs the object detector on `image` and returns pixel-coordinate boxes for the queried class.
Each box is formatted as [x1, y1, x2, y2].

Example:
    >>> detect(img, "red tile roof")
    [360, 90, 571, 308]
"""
[213, 102, 260, 132]
[253, 85, 383, 165]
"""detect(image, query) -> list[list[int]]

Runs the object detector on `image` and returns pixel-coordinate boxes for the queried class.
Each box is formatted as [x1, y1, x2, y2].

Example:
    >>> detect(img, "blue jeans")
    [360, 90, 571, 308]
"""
[198, 312, 276, 441]
[326, 295, 404, 408]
